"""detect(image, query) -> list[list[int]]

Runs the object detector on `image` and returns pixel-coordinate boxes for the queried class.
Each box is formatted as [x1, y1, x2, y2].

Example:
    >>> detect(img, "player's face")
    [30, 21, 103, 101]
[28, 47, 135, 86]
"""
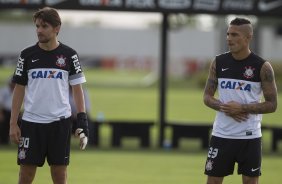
[35, 19, 59, 43]
[226, 25, 249, 54]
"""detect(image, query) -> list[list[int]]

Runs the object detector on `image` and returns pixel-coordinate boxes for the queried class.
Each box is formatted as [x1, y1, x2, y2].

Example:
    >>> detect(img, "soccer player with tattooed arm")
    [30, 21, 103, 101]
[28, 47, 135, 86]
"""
[9, 7, 89, 184]
[203, 17, 277, 184]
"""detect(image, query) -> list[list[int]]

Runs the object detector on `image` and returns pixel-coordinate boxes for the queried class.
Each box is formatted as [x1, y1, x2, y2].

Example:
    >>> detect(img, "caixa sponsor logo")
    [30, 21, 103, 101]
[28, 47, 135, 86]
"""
[220, 80, 251, 92]
[31, 70, 63, 79]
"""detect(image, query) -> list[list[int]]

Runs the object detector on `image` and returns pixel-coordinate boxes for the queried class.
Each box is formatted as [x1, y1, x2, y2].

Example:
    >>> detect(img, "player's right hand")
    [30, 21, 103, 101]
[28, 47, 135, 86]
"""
[75, 112, 89, 150]
[9, 123, 21, 144]
[230, 113, 249, 122]
[75, 128, 88, 150]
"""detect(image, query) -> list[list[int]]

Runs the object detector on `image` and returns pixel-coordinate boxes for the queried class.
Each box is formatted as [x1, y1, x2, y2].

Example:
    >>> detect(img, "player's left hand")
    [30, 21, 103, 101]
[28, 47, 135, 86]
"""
[75, 112, 89, 150]
[220, 101, 249, 122]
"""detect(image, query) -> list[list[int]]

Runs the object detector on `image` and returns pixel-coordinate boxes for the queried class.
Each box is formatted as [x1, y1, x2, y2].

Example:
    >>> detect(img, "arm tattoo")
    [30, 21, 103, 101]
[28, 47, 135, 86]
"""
[203, 60, 221, 111]
[262, 63, 274, 82]
[206, 78, 218, 93]
[242, 62, 277, 114]
[205, 60, 217, 93]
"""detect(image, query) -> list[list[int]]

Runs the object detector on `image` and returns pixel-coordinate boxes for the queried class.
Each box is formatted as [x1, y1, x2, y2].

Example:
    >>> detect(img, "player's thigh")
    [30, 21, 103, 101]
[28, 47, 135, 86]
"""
[47, 118, 72, 165]
[204, 136, 236, 177]
[18, 120, 47, 166]
[237, 138, 261, 177]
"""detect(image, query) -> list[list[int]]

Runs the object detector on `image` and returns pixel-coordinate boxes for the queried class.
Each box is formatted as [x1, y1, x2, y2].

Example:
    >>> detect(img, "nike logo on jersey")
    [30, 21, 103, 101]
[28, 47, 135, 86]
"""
[251, 167, 260, 172]
[32, 59, 39, 63]
[221, 68, 229, 71]
[220, 81, 251, 92]
[31, 70, 63, 79]
[258, 0, 282, 11]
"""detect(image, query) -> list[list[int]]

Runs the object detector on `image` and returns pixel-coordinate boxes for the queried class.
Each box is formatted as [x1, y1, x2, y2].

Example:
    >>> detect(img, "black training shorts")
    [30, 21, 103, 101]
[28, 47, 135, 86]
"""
[204, 136, 262, 177]
[17, 117, 72, 167]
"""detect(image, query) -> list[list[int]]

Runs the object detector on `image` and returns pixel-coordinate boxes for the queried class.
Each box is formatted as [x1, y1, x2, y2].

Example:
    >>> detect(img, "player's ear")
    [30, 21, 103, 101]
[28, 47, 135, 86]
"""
[247, 33, 253, 42]
[55, 25, 61, 36]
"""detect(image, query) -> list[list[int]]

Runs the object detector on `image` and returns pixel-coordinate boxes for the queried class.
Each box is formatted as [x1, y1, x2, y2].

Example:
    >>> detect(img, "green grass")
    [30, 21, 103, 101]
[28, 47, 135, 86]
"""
[89, 87, 282, 126]
[0, 147, 282, 184]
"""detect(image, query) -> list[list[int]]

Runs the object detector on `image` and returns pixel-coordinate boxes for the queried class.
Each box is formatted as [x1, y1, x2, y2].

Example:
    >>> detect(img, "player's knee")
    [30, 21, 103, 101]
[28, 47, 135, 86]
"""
[51, 165, 67, 184]
[243, 175, 259, 184]
[19, 166, 36, 184]
[206, 176, 224, 184]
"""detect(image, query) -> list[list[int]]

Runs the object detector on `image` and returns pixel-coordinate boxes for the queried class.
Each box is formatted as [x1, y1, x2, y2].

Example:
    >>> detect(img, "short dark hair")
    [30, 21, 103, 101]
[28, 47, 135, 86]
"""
[33, 7, 61, 27]
[230, 17, 251, 26]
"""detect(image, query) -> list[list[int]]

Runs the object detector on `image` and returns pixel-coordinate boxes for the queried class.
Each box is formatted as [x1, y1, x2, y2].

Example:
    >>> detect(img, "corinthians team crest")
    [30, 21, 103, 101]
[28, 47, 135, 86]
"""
[243, 66, 255, 79]
[18, 149, 26, 160]
[205, 160, 213, 171]
[56, 55, 66, 67]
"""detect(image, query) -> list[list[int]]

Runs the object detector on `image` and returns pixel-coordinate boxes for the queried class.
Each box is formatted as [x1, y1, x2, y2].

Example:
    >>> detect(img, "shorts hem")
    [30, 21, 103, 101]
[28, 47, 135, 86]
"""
[205, 172, 233, 177]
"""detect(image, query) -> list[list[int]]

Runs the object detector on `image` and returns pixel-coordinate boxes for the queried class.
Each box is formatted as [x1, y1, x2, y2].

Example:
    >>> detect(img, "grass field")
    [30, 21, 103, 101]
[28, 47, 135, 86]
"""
[0, 146, 282, 184]
[0, 66, 282, 183]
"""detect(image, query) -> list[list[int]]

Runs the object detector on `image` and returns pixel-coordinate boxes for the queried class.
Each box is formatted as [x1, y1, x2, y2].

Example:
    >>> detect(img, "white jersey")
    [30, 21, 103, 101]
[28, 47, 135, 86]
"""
[212, 52, 265, 139]
[13, 42, 86, 123]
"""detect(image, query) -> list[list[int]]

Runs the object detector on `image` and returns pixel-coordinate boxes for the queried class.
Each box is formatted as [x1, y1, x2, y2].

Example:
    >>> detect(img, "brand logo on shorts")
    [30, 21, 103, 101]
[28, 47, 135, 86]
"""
[18, 149, 26, 160]
[205, 160, 213, 171]
[251, 167, 260, 172]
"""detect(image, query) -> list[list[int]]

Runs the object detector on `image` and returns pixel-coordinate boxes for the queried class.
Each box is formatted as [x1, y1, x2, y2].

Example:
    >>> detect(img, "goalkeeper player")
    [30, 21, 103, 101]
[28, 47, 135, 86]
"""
[9, 7, 89, 184]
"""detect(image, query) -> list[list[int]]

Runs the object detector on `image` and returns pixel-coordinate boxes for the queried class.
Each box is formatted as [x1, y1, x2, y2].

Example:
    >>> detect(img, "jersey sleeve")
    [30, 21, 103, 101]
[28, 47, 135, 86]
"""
[12, 52, 28, 86]
[69, 51, 86, 86]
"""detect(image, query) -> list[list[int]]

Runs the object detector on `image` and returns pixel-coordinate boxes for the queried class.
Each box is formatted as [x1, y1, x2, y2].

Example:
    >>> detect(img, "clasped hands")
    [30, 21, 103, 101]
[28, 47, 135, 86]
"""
[219, 101, 249, 122]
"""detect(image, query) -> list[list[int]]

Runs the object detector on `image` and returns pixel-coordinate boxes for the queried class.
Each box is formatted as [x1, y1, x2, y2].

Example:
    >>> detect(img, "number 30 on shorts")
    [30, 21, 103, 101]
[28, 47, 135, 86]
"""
[208, 147, 218, 159]
[19, 137, 30, 148]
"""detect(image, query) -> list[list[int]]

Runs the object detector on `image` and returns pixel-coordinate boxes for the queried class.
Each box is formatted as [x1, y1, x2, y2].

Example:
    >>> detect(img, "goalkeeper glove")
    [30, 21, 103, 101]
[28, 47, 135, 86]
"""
[75, 112, 89, 150]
